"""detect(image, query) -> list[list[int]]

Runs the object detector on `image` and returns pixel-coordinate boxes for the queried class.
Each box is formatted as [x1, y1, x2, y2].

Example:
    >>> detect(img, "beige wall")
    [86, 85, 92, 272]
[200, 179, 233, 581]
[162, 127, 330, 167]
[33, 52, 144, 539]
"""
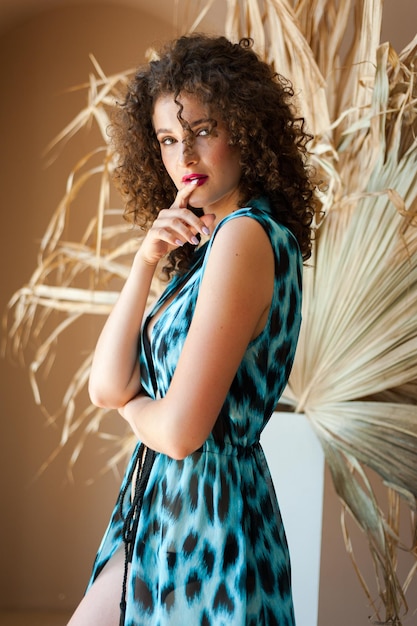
[0, 1, 175, 614]
[0, 2, 416, 624]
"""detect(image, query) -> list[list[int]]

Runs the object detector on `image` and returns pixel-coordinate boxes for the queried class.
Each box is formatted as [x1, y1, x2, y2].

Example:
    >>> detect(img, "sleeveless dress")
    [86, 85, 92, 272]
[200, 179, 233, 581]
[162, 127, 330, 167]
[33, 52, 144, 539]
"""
[88, 197, 303, 626]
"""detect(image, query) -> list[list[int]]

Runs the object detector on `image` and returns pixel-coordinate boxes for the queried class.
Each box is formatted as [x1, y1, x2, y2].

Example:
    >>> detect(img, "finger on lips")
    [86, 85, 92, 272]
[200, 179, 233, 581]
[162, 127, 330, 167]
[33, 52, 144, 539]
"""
[165, 183, 210, 244]
[175, 178, 199, 209]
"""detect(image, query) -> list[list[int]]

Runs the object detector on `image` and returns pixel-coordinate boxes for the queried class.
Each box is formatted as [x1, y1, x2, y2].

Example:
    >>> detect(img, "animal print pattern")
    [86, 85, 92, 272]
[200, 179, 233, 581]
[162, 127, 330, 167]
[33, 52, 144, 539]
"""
[87, 197, 302, 625]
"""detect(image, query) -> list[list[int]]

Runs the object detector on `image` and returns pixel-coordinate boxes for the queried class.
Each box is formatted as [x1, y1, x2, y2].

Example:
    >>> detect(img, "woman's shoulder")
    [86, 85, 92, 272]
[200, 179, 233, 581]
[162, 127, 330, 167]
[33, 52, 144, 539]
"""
[213, 196, 301, 256]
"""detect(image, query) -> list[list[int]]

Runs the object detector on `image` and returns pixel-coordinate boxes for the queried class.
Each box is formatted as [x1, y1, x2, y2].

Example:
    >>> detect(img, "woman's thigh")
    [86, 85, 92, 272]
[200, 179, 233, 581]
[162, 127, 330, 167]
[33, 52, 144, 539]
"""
[67, 549, 125, 626]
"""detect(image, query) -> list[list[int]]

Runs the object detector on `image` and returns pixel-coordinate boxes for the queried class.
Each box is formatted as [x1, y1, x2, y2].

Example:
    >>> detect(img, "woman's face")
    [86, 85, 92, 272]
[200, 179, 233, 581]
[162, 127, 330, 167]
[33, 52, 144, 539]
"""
[152, 93, 242, 217]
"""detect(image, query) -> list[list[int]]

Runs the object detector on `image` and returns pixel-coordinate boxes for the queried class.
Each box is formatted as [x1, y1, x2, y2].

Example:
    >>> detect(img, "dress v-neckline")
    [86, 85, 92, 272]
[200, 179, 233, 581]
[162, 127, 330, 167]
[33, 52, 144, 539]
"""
[144, 241, 210, 342]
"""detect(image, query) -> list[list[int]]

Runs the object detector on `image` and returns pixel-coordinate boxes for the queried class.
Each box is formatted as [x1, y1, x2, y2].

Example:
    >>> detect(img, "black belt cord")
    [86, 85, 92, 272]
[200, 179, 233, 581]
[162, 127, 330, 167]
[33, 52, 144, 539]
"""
[119, 443, 156, 625]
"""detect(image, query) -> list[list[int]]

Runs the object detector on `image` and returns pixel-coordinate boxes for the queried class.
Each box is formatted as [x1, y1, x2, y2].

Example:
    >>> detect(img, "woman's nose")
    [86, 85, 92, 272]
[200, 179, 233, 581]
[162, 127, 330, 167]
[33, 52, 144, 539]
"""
[179, 139, 198, 166]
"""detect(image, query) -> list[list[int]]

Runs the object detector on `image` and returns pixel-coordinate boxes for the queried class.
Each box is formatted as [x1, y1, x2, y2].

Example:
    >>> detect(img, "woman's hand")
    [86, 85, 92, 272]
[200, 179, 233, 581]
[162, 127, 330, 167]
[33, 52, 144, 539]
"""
[138, 182, 215, 266]
[118, 393, 152, 423]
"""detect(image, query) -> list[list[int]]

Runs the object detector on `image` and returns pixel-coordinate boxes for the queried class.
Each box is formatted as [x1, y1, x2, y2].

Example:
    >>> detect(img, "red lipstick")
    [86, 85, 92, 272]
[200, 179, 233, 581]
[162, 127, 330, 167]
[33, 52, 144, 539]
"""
[182, 174, 208, 187]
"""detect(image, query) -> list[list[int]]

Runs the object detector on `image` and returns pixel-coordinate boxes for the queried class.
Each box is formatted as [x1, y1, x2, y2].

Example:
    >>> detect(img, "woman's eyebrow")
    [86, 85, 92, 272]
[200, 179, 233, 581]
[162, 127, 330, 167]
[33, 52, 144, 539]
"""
[155, 118, 214, 136]
[155, 127, 172, 136]
[189, 117, 212, 127]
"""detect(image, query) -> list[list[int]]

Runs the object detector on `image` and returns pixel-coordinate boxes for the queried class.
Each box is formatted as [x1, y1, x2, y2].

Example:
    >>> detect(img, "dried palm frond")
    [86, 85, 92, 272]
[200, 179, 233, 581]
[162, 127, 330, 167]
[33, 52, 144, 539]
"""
[4, 0, 417, 623]
[276, 5, 417, 623]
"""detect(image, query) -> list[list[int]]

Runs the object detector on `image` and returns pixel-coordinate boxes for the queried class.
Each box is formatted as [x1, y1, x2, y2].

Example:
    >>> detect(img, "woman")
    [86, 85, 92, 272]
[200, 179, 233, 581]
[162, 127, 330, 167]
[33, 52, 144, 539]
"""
[68, 34, 315, 626]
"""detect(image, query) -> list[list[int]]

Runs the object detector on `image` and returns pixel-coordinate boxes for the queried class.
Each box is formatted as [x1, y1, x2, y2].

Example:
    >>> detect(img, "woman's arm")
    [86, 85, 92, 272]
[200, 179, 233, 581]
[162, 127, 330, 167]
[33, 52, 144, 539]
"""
[88, 182, 213, 408]
[88, 252, 156, 408]
[119, 215, 275, 459]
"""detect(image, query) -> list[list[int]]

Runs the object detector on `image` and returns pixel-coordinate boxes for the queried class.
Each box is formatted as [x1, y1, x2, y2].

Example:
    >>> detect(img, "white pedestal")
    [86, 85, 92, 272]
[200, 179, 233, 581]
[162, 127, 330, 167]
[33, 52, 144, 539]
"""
[260, 412, 324, 626]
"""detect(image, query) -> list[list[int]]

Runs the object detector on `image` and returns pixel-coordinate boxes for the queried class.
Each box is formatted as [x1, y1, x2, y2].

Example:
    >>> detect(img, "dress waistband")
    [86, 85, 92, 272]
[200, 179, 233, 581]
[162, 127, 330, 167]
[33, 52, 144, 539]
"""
[202, 439, 261, 458]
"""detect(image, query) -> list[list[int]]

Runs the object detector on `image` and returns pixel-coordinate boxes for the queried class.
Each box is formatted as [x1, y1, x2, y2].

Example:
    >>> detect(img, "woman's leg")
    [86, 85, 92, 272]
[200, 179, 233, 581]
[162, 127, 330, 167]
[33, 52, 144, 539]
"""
[67, 548, 126, 626]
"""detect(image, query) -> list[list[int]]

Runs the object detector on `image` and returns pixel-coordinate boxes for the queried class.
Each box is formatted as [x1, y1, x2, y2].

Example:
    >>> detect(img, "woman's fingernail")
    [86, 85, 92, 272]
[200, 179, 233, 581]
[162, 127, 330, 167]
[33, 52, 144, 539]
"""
[202, 226, 210, 236]
[191, 236, 199, 245]
[175, 239, 184, 247]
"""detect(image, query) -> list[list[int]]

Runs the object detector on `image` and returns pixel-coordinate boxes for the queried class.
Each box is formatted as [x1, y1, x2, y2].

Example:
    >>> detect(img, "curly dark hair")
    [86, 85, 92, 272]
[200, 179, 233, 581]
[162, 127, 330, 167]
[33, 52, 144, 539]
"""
[111, 34, 316, 275]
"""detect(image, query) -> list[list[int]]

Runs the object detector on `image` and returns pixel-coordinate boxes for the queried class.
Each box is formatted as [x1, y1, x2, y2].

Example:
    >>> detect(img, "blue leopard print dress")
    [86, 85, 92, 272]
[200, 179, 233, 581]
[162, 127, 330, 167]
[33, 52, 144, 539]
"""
[88, 197, 302, 625]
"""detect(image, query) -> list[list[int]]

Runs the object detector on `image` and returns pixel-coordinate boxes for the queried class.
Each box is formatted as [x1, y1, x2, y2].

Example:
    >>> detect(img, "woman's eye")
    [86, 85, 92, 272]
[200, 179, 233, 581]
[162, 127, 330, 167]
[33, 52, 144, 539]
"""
[196, 127, 210, 137]
[160, 136, 176, 146]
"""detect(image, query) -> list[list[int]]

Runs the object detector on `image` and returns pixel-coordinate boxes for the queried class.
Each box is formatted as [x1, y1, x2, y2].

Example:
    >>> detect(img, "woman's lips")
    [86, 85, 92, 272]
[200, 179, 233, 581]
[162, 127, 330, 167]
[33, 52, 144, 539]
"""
[182, 174, 208, 187]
